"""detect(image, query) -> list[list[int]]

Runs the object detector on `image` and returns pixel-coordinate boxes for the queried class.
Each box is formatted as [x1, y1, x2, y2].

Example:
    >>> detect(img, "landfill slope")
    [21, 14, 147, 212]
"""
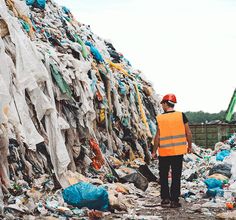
[0, 0, 162, 188]
[1, 1, 236, 219]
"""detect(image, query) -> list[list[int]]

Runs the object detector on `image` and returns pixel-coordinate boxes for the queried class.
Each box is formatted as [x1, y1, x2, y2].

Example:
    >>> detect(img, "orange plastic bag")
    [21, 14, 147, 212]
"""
[226, 202, 234, 210]
[89, 139, 105, 170]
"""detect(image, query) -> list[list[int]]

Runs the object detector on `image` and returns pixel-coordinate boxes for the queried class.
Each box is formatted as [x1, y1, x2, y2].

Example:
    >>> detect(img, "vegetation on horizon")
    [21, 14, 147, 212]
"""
[185, 110, 226, 124]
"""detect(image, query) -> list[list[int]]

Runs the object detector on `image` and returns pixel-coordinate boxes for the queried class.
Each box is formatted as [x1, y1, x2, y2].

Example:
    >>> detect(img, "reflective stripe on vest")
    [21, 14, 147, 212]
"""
[157, 111, 187, 156]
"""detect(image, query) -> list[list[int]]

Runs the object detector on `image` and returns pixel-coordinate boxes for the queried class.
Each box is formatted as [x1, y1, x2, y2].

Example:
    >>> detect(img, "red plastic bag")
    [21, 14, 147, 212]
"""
[89, 139, 105, 170]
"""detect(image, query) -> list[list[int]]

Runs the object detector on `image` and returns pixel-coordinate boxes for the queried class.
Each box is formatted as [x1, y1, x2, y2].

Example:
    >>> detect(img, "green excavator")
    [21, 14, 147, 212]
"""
[225, 89, 236, 123]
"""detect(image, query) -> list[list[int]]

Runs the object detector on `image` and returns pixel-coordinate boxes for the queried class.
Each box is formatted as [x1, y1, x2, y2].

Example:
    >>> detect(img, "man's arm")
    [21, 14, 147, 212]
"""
[184, 123, 192, 153]
[152, 127, 160, 157]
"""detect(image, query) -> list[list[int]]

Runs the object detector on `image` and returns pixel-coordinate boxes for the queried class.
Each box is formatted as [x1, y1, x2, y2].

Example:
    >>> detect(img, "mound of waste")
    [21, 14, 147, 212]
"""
[0, 0, 164, 218]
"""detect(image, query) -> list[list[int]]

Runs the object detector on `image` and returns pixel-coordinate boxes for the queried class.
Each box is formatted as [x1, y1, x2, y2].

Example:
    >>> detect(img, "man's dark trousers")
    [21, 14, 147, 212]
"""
[159, 155, 183, 202]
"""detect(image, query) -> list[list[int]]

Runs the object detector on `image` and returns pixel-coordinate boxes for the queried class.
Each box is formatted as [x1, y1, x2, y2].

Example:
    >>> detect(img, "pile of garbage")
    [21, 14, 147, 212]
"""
[1, 0, 236, 219]
[181, 133, 236, 218]
[0, 0, 163, 218]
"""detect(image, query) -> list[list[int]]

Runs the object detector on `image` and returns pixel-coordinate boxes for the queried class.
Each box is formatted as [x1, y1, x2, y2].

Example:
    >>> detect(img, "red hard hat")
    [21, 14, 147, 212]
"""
[161, 94, 177, 104]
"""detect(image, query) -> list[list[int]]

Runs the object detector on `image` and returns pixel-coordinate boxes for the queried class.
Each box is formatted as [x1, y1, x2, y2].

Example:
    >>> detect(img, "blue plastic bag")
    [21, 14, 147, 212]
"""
[204, 178, 223, 189]
[85, 41, 104, 63]
[118, 81, 127, 95]
[62, 182, 109, 211]
[148, 119, 157, 137]
[206, 187, 224, 197]
[26, 0, 46, 9]
[216, 150, 231, 161]
[62, 6, 71, 14]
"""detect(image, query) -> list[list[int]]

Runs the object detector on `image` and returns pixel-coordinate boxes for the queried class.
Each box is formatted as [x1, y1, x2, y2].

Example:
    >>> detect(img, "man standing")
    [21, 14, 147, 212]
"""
[152, 94, 192, 208]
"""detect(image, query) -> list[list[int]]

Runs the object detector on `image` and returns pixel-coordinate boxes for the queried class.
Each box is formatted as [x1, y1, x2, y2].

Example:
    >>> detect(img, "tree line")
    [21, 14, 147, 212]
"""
[184, 110, 226, 124]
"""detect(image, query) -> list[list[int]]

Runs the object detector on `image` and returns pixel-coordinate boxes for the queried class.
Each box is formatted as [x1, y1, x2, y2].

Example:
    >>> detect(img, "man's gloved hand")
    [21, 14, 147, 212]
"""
[152, 151, 157, 159]
[187, 146, 192, 153]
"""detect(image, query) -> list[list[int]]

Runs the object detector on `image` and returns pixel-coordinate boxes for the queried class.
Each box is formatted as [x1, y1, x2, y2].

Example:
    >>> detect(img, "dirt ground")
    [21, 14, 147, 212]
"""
[106, 200, 222, 220]
[104, 182, 225, 220]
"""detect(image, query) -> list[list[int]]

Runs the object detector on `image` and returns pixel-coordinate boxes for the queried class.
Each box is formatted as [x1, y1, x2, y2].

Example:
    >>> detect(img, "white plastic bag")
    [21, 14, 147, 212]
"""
[230, 152, 236, 180]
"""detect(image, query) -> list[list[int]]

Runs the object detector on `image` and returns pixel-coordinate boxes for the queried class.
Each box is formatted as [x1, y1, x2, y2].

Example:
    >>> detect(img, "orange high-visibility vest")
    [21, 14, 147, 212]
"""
[157, 111, 187, 156]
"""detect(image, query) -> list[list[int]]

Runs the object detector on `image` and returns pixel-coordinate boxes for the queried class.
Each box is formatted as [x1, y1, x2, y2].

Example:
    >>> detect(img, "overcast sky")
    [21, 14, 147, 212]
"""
[55, 0, 236, 113]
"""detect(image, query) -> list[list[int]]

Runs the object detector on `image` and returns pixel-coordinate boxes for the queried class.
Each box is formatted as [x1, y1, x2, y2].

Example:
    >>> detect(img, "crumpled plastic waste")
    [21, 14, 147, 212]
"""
[120, 172, 148, 191]
[26, 0, 46, 9]
[138, 164, 158, 182]
[209, 163, 232, 178]
[89, 139, 105, 170]
[204, 178, 223, 197]
[62, 182, 109, 211]
[85, 41, 104, 63]
[216, 150, 231, 161]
